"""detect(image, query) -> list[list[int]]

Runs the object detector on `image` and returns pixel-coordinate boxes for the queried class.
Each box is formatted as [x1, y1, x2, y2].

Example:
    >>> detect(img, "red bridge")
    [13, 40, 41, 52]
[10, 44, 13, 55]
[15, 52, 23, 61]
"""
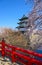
[0, 39, 42, 65]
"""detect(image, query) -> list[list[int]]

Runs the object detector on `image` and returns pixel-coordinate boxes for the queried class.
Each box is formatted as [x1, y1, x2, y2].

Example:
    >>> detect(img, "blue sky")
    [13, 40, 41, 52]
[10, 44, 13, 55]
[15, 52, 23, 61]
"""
[0, 0, 33, 29]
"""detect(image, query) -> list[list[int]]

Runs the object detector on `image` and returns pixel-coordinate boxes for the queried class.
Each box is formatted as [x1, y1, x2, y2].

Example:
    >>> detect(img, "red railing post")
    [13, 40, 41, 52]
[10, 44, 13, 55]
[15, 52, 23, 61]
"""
[2, 38, 5, 57]
[0, 38, 42, 65]
[27, 62, 32, 65]
[11, 46, 16, 63]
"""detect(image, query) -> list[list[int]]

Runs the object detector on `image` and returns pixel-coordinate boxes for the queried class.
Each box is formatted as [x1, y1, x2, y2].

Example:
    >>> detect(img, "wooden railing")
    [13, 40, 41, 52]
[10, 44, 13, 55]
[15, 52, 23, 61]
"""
[0, 39, 42, 65]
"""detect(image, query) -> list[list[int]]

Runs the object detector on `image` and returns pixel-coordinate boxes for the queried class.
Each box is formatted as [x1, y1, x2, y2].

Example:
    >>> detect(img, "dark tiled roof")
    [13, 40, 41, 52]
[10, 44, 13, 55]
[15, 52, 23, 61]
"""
[19, 15, 28, 21]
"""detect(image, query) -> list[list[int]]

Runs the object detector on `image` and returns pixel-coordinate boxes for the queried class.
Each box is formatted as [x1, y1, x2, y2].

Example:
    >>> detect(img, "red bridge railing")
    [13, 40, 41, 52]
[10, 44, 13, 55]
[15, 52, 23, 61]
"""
[0, 39, 42, 65]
